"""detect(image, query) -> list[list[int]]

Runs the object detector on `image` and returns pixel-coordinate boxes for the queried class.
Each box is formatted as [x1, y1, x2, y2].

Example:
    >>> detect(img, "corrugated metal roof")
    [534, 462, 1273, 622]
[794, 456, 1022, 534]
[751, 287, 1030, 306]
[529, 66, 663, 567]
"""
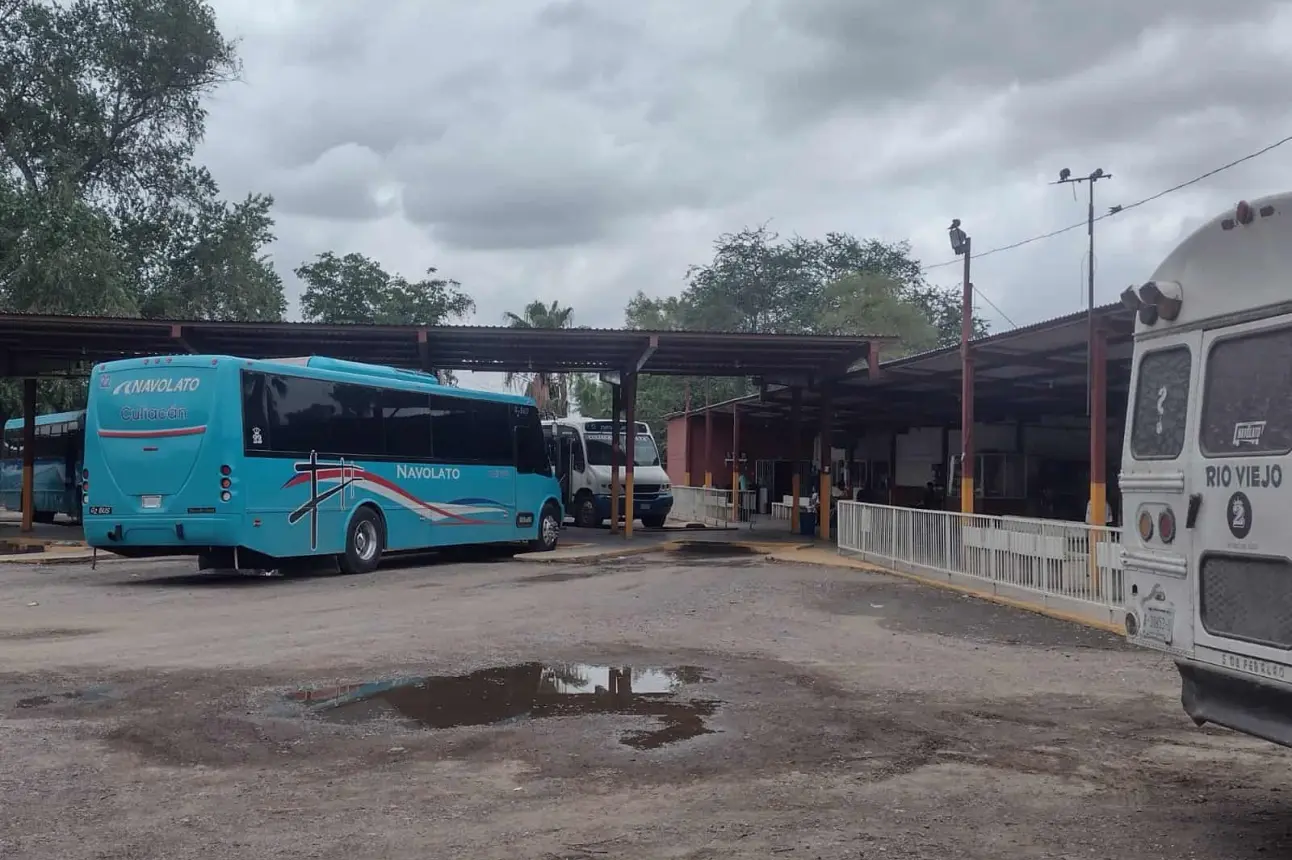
[0, 312, 887, 380]
[664, 303, 1137, 424]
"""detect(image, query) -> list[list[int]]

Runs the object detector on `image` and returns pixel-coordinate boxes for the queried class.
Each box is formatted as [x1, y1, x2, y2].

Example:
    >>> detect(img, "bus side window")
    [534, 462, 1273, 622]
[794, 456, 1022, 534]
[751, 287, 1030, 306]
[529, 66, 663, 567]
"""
[570, 435, 586, 472]
[1130, 345, 1191, 460]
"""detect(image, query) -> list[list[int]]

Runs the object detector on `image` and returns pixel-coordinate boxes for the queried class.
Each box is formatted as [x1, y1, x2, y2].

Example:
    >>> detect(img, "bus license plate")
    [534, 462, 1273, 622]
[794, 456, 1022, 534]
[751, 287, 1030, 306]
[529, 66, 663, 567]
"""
[141, 495, 161, 509]
[1143, 607, 1174, 644]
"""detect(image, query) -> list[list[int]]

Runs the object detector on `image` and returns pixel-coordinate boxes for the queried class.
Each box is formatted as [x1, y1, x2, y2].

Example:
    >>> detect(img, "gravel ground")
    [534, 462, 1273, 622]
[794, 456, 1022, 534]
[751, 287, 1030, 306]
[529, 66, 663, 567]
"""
[1, 547, 1289, 859]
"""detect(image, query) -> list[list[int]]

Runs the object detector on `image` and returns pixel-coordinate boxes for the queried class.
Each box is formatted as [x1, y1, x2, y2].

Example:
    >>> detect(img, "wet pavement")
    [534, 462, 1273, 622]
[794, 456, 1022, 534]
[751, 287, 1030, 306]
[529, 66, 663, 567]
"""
[291, 663, 720, 749]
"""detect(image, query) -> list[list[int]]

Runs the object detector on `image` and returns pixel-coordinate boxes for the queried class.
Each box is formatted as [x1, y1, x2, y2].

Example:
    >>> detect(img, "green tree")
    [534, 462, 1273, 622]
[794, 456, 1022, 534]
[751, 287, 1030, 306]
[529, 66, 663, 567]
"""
[136, 192, 286, 321]
[0, 0, 284, 421]
[502, 300, 574, 417]
[578, 226, 988, 466]
[0, 0, 277, 322]
[296, 252, 473, 382]
[296, 252, 474, 325]
[818, 273, 940, 357]
[683, 226, 986, 345]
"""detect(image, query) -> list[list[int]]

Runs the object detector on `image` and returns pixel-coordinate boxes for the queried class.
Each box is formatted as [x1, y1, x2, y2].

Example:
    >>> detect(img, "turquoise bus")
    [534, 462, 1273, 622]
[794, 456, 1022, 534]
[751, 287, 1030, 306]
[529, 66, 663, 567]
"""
[82, 355, 564, 572]
[0, 410, 86, 525]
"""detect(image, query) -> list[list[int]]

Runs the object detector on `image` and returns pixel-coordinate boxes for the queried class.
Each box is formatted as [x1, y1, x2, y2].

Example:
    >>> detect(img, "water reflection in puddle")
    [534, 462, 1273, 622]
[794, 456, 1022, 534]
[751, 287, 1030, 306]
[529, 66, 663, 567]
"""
[289, 663, 719, 749]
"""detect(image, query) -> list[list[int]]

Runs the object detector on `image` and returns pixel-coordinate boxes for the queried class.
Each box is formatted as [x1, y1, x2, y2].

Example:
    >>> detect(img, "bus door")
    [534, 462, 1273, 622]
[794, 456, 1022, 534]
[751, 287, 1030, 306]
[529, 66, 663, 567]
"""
[1122, 333, 1200, 654]
[1189, 316, 1292, 674]
[557, 426, 580, 507]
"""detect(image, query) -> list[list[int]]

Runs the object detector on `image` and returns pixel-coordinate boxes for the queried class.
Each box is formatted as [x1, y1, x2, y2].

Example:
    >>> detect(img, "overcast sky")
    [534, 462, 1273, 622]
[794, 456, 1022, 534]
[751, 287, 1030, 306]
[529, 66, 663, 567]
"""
[198, 0, 1292, 393]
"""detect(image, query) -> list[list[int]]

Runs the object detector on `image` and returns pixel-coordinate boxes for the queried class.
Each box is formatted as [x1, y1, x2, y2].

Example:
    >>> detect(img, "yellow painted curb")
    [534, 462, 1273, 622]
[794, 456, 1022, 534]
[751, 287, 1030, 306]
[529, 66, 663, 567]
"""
[781, 548, 1126, 637]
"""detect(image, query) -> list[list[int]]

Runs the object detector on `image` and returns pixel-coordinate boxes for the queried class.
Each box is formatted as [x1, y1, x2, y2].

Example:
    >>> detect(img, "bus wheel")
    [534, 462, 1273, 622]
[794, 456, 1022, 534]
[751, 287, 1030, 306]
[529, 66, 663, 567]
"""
[340, 507, 384, 575]
[574, 494, 599, 528]
[528, 503, 561, 552]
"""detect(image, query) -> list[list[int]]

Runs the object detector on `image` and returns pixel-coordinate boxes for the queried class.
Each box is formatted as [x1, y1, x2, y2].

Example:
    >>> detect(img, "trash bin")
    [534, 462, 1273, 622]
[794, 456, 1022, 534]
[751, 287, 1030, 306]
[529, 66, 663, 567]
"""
[799, 510, 817, 537]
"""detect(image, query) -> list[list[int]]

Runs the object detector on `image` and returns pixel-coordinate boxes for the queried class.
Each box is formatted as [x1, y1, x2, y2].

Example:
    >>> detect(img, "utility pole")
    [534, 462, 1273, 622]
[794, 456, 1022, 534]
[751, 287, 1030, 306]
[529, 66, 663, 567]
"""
[1053, 167, 1112, 416]
[1054, 167, 1113, 534]
[948, 219, 973, 513]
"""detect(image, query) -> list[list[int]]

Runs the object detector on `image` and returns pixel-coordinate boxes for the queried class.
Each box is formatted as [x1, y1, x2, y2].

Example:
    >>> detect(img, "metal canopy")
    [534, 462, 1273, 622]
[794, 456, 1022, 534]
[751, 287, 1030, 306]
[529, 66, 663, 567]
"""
[0, 313, 885, 381]
[671, 304, 1137, 427]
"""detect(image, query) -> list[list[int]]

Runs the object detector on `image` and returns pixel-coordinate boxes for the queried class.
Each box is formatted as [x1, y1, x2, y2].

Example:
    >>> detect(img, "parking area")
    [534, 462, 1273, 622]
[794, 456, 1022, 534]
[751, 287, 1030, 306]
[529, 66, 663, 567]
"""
[1, 547, 1289, 859]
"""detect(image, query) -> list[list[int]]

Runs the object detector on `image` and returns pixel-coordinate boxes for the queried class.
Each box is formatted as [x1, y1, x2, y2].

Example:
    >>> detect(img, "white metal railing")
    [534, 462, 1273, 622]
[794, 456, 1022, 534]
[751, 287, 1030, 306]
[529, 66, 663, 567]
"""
[836, 501, 1124, 619]
[670, 486, 760, 528]
[671, 486, 736, 527]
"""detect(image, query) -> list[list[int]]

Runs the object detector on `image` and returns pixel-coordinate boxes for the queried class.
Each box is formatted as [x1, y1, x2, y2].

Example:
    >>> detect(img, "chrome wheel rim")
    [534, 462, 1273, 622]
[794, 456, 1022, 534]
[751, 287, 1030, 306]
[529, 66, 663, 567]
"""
[542, 513, 559, 547]
[355, 520, 379, 561]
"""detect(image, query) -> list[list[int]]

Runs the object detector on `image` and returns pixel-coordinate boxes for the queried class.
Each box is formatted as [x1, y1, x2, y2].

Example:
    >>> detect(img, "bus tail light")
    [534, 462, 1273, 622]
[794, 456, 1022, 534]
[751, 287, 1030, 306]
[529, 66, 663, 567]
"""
[220, 477, 231, 489]
[220, 491, 231, 502]
[220, 465, 231, 476]
[1138, 510, 1154, 542]
[1159, 508, 1177, 544]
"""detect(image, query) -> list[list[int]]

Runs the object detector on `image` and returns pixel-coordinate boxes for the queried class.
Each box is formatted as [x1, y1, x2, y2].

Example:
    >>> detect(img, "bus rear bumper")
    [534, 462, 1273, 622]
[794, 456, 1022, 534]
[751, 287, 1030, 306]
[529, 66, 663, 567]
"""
[1178, 658, 1292, 748]
[84, 515, 240, 552]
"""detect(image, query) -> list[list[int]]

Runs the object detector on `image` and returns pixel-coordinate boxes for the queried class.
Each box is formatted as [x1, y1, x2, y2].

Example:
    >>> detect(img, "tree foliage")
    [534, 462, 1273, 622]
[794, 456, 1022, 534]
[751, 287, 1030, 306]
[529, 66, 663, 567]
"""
[295, 251, 474, 326]
[573, 227, 990, 462]
[502, 300, 574, 417]
[0, 0, 285, 422]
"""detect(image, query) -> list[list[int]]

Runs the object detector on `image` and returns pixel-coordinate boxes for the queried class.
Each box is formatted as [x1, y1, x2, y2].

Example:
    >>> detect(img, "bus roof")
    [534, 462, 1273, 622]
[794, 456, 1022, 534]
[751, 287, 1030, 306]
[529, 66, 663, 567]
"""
[3, 409, 85, 431]
[1139, 191, 1292, 335]
[544, 416, 653, 433]
[90, 354, 535, 407]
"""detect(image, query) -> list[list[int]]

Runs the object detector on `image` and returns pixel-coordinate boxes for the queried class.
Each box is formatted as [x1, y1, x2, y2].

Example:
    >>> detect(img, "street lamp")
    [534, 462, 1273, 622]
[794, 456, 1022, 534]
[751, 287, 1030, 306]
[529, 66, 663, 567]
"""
[949, 219, 974, 514]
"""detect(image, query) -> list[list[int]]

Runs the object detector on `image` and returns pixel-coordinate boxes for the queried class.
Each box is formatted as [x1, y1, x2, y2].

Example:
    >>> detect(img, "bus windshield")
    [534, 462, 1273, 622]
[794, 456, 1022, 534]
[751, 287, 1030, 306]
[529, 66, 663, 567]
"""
[584, 434, 660, 468]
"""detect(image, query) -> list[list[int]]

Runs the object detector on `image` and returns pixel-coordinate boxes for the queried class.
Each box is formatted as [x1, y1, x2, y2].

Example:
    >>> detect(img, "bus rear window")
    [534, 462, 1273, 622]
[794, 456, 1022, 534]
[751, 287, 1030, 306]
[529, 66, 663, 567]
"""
[1201, 326, 1292, 456]
[1131, 345, 1191, 460]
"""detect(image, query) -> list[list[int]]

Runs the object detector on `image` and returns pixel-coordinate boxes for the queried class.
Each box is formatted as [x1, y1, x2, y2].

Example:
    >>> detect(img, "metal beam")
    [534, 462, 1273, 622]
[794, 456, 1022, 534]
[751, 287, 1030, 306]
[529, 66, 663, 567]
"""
[416, 329, 432, 373]
[632, 334, 659, 373]
[170, 324, 198, 353]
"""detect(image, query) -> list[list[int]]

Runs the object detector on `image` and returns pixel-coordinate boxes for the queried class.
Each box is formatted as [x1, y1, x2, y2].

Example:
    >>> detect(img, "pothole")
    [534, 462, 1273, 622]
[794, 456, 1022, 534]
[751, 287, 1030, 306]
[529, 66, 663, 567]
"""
[671, 541, 764, 557]
[288, 663, 721, 750]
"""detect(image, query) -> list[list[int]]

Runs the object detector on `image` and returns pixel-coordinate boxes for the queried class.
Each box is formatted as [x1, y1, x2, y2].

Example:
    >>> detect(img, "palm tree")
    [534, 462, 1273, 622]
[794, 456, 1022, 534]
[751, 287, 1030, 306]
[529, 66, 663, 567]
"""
[503, 300, 574, 417]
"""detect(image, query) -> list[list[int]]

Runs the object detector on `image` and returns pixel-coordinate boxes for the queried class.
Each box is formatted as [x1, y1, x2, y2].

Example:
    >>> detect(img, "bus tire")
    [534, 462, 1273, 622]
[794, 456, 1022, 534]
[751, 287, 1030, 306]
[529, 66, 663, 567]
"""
[574, 493, 599, 528]
[340, 506, 384, 575]
[528, 503, 561, 552]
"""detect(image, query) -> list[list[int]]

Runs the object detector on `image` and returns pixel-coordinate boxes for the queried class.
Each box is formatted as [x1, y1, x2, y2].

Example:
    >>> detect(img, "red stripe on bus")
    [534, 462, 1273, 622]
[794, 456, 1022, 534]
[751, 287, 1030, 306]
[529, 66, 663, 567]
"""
[97, 425, 207, 439]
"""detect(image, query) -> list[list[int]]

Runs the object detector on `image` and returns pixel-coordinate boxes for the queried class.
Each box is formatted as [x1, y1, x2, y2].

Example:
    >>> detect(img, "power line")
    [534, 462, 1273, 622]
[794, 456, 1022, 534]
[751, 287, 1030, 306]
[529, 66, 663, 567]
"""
[922, 131, 1292, 272]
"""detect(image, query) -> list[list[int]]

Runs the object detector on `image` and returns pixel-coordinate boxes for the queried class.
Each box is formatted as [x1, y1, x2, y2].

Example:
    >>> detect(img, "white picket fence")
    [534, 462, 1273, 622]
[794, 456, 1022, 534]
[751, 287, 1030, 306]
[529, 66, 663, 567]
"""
[836, 501, 1125, 628]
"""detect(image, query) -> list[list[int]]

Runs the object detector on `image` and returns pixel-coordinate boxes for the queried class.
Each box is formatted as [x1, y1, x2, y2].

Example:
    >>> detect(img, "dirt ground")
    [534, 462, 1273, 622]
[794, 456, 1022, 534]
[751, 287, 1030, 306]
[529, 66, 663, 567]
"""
[1, 546, 1290, 860]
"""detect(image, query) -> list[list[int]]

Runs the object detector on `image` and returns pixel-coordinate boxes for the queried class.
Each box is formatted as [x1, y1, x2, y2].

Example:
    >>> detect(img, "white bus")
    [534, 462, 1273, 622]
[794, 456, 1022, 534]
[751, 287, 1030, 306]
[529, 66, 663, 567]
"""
[542, 417, 673, 529]
[1121, 192, 1292, 747]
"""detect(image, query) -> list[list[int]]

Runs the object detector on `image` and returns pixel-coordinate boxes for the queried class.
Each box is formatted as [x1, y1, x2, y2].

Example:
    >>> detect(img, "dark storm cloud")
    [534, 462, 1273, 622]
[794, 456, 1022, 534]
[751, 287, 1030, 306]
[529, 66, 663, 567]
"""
[743, 0, 1285, 125]
[199, 0, 1292, 343]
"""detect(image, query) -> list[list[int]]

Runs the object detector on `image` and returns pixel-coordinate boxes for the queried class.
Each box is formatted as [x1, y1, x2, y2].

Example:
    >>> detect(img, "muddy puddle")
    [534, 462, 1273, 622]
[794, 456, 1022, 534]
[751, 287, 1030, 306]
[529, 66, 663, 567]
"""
[289, 663, 720, 749]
